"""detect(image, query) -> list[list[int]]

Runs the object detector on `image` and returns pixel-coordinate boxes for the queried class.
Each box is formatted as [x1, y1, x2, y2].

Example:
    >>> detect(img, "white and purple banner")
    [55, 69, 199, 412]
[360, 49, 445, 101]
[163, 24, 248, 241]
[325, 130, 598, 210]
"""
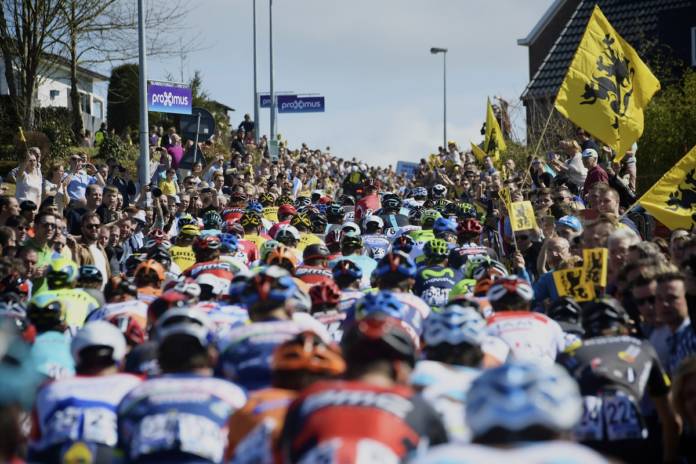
[147, 81, 192, 114]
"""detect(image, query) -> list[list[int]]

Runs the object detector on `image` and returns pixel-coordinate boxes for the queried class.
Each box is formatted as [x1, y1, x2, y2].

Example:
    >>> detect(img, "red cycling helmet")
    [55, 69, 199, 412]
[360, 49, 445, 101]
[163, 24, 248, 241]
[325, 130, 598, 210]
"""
[457, 218, 483, 236]
[278, 204, 297, 217]
[486, 276, 534, 312]
[106, 313, 146, 346]
[309, 281, 341, 312]
[193, 235, 222, 252]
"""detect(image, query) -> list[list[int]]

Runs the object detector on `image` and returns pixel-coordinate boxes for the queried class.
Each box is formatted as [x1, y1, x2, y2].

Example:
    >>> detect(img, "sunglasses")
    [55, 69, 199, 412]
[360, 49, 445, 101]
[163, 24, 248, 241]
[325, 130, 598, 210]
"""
[41, 223, 56, 229]
[635, 295, 656, 306]
[84, 224, 100, 229]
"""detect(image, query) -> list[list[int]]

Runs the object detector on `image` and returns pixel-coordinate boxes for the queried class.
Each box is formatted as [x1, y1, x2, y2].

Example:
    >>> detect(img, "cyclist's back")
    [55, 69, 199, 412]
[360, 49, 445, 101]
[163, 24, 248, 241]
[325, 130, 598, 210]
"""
[414, 264, 463, 308]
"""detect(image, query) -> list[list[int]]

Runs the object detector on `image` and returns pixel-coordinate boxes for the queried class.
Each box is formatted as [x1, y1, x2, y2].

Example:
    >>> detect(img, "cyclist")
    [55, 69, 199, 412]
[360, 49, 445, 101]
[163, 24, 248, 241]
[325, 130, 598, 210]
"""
[117, 308, 247, 463]
[184, 235, 235, 279]
[309, 281, 345, 341]
[201, 210, 223, 237]
[26, 293, 75, 378]
[133, 259, 165, 303]
[86, 277, 148, 330]
[414, 238, 463, 308]
[373, 251, 431, 320]
[378, 192, 409, 236]
[329, 232, 376, 288]
[556, 297, 679, 463]
[546, 296, 584, 348]
[432, 217, 458, 245]
[0, 299, 36, 343]
[325, 203, 346, 236]
[485, 276, 566, 364]
[268, 204, 297, 238]
[225, 331, 346, 463]
[410, 304, 487, 442]
[38, 257, 100, 328]
[77, 264, 106, 306]
[354, 178, 381, 223]
[240, 210, 270, 250]
[290, 212, 322, 252]
[170, 223, 199, 272]
[273, 224, 302, 259]
[295, 243, 333, 286]
[29, 321, 140, 463]
[279, 314, 447, 462]
[361, 215, 390, 260]
[417, 363, 608, 463]
[332, 259, 364, 312]
[448, 218, 495, 272]
[403, 186, 428, 209]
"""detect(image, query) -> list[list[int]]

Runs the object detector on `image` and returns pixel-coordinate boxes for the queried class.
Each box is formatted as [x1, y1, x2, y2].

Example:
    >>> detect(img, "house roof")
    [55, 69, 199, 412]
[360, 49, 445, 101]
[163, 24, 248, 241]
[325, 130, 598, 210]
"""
[520, 0, 694, 101]
[209, 100, 235, 112]
[517, 0, 571, 46]
[44, 53, 110, 81]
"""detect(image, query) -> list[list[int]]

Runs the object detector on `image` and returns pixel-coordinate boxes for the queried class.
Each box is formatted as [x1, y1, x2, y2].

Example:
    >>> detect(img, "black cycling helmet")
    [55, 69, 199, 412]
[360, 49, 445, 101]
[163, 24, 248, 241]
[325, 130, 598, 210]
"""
[303, 243, 330, 262]
[582, 297, 633, 338]
[78, 265, 103, 285]
[339, 194, 355, 206]
[547, 297, 584, 336]
[341, 314, 417, 367]
[326, 203, 345, 223]
[309, 212, 328, 234]
[381, 193, 402, 211]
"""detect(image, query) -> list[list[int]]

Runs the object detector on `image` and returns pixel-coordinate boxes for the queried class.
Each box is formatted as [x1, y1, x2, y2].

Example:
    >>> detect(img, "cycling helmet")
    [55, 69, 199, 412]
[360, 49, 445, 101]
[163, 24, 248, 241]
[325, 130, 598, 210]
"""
[433, 198, 451, 214]
[466, 362, 582, 440]
[288, 286, 312, 313]
[276, 195, 294, 207]
[362, 215, 384, 230]
[472, 259, 509, 281]
[134, 259, 166, 283]
[147, 244, 172, 266]
[433, 217, 457, 238]
[260, 239, 282, 261]
[392, 234, 416, 254]
[332, 259, 363, 283]
[355, 291, 408, 320]
[259, 192, 275, 206]
[219, 233, 239, 253]
[423, 305, 486, 347]
[341, 221, 361, 236]
[444, 201, 459, 218]
[193, 235, 222, 253]
[309, 212, 328, 234]
[147, 228, 167, 242]
[0, 272, 30, 301]
[272, 331, 346, 375]
[265, 245, 298, 271]
[374, 251, 416, 279]
[247, 201, 264, 214]
[240, 211, 262, 228]
[423, 238, 449, 260]
[27, 293, 66, 329]
[381, 193, 402, 211]
[431, 183, 447, 199]
[155, 307, 215, 348]
[240, 266, 297, 312]
[203, 210, 223, 230]
[124, 253, 147, 277]
[303, 243, 330, 262]
[274, 225, 301, 245]
[309, 281, 341, 311]
[46, 257, 79, 289]
[325, 229, 343, 251]
[148, 289, 193, 323]
[326, 203, 345, 223]
[583, 297, 633, 337]
[408, 206, 424, 224]
[104, 276, 138, 302]
[341, 315, 417, 367]
[486, 276, 534, 311]
[78, 265, 103, 285]
[290, 212, 312, 229]
[340, 232, 363, 249]
[339, 194, 355, 206]
[412, 187, 428, 199]
[177, 214, 196, 229]
[179, 223, 200, 237]
[457, 218, 483, 238]
[106, 313, 146, 346]
[456, 202, 479, 220]
[420, 209, 442, 227]
[547, 297, 584, 335]
[295, 196, 311, 208]
[71, 320, 127, 365]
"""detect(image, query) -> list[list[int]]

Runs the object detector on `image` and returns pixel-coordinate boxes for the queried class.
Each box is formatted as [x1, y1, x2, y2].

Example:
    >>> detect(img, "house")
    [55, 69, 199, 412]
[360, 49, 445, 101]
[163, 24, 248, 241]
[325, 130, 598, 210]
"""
[518, 0, 696, 139]
[0, 53, 108, 135]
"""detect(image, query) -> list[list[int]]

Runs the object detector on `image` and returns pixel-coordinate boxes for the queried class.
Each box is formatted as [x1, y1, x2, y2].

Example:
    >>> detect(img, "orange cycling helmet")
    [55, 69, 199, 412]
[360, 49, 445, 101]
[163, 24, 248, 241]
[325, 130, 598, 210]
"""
[272, 331, 346, 375]
[134, 259, 165, 282]
[266, 245, 298, 271]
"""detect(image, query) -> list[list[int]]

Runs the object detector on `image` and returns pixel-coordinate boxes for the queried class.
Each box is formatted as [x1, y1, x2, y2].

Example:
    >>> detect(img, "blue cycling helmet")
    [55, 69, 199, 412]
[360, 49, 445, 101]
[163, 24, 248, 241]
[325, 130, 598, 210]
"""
[374, 251, 417, 279]
[466, 362, 582, 440]
[392, 234, 416, 254]
[203, 210, 223, 230]
[423, 305, 485, 347]
[240, 266, 297, 313]
[433, 217, 457, 237]
[355, 291, 407, 320]
[247, 201, 264, 214]
[412, 187, 428, 198]
[219, 233, 239, 253]
[332, 259, 363, 283]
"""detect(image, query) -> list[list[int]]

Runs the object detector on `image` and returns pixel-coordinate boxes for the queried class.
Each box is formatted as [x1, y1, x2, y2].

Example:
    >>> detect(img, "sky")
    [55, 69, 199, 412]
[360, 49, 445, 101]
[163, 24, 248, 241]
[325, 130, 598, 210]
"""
[148, 0, 555, 167]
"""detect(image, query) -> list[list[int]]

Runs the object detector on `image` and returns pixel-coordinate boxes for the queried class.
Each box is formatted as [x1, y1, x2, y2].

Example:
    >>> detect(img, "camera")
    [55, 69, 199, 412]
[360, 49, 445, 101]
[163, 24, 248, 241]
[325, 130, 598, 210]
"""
[152, 187, 163, 198]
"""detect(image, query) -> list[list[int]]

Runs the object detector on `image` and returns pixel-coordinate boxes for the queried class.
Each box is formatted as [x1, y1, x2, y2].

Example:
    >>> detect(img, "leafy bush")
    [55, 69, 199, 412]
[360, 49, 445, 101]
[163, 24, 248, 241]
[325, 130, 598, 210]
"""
[107, 64, 140, 136]
[96, 134, 138, 168]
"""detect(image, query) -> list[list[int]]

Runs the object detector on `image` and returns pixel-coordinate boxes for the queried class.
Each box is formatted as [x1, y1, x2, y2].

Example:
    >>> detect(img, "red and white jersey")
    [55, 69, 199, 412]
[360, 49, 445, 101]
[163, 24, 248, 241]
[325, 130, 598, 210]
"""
[486, 311, 566, 365]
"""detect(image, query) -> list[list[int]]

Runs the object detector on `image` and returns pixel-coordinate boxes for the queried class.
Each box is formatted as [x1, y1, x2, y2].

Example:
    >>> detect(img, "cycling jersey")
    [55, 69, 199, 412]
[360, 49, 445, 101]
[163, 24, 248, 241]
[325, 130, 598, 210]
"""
[123, 341, 160, 376]
[191, 301, 249, 338]
[355, 194, 381, 223]
[339, 289, 365, 312]
[31, 331, 75, 379]
[415, 441, 610, 463]
[378, 213, 409, 237]
[136, 287, 161, 304]
[279, 380, 447, 463]
[556, 336, 671, 445]
[118, 374, 246, 463]
[170, 244, 197, 271]
[414, 265, 463, 308]
[297, 232, 322, 252]
[225, 388, 297, 463]
[86, 299, 148, 328]
[295, 264, 333, 286]
[329, 255, 377, 289]
[486, 311, 566, 365]
[410, 360, 480, 442]
[244, 233, 270, 250]
[33, 288, 99, 329]
[183, 260, 235, 279]
[362, 234, 390, 260]
[30, 373, 141, 463]
[312, 309, 347, 341]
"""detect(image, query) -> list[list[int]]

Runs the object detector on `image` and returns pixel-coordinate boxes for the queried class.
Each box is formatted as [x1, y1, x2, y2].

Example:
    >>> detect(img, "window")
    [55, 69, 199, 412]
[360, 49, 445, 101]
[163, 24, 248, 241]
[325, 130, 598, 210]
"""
[692, 27, 696, 67]
[80, 92, 91, 115]
[93, 99, 103, 120]
[49, 89, 59, 100]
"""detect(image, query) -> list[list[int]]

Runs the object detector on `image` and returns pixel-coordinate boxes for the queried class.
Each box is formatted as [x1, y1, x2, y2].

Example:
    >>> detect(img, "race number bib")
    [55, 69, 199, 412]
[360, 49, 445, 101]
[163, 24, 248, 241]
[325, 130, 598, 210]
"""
[574, 396, 603, 442]
[604, 394, 644, 441]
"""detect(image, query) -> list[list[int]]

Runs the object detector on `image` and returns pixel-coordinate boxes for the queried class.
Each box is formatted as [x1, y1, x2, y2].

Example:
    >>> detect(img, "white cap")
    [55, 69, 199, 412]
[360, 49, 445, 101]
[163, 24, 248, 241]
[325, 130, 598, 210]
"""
[71, 321, 127, 364]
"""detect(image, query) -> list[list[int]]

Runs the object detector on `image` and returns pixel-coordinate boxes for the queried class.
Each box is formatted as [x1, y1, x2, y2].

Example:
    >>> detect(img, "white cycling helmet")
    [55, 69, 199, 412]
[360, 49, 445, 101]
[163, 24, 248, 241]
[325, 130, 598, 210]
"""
[274, 224, 301, 242]
[432, 184, 447, 199]
[71, 320, 127, 364]
[465, 362, 582, 439]
[362, 215, 384, 230]
[196, 272, 231, 296]
[423, 305, 485, 347]
[156, 307, 215, 348]
[341, 221, 361, 236]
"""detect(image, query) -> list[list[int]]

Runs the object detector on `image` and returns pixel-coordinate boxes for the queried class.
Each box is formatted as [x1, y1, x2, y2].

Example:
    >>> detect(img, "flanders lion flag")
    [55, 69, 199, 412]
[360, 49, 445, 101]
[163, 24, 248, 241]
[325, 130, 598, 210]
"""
[483, 98, 506, 157]
[638, 145, 696, 230]
[470, 142, 489, 163]
[554, 5, 660, 162]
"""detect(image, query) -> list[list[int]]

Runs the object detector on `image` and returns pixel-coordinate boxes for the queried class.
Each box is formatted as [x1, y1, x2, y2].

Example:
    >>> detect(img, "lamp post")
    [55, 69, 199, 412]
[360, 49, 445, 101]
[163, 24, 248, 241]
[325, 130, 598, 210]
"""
[430, 47, 448, 150]
[252, 0, 259, 145]
[137, 0, 149, 192]
[269, 0, 276, 142]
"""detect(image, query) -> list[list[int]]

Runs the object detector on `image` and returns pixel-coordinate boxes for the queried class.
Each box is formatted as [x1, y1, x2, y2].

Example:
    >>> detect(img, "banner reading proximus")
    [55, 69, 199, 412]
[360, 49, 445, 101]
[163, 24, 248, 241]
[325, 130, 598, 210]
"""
[147, 81, 192, 115]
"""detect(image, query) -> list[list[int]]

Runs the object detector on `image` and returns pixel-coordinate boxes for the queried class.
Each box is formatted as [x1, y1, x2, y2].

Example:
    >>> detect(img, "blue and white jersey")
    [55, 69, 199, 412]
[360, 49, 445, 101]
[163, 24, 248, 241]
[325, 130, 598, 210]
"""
[191, 301, 249, 339]
[338, 289, 365, 313]
[31, 331, 75, 380]
[30, 374, 141, 459]
[117, 374, 246, 463]
[362, 233, 391, 260]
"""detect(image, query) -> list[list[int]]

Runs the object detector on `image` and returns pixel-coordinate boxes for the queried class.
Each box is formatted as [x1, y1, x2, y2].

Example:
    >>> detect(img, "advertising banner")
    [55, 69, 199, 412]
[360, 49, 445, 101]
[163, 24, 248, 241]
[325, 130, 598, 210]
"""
[277, 95, 325, 113]
[147, 81, 192, 114]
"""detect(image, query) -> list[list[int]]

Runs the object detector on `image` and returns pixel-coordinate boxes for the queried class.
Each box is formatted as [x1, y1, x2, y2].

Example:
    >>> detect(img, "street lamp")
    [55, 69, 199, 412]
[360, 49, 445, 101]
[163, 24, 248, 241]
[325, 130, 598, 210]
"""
[269, 0, 276, 142]
[252, 0, 259, 145]
[430, 47, 448, 150]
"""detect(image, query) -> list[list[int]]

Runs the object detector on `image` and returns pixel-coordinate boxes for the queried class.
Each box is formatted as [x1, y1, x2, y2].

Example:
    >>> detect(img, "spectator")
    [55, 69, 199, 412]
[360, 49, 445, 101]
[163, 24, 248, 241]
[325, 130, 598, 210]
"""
[581, 148, 608, 197]
[67, 212, 110, 289]
[15, 149, 42, 206]
[65, 154, 105, 203]
[166, 134, 184, 169]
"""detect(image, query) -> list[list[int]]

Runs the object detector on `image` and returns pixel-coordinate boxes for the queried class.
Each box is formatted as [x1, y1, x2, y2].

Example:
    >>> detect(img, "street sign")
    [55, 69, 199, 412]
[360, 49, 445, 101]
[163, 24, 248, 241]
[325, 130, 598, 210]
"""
[396, 161, 419, 178]
[277, 95, 325, 113]
[147, 81, 192, 114]
[179, 107, 216, 141]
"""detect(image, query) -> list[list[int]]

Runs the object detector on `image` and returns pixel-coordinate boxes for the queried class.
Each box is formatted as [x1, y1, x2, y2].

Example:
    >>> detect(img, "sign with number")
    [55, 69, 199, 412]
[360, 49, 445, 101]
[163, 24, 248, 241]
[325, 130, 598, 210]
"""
[262, 206, 279, 222]
[509, 201, 538, 232]
[553, 267, 596, 302]
[583, 248, 608, 287]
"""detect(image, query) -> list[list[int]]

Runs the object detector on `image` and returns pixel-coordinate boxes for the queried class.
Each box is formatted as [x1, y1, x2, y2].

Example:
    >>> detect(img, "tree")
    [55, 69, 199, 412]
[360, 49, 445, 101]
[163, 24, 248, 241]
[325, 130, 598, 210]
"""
[107, 63, 139, 136]
[0, 0, 64, 129]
